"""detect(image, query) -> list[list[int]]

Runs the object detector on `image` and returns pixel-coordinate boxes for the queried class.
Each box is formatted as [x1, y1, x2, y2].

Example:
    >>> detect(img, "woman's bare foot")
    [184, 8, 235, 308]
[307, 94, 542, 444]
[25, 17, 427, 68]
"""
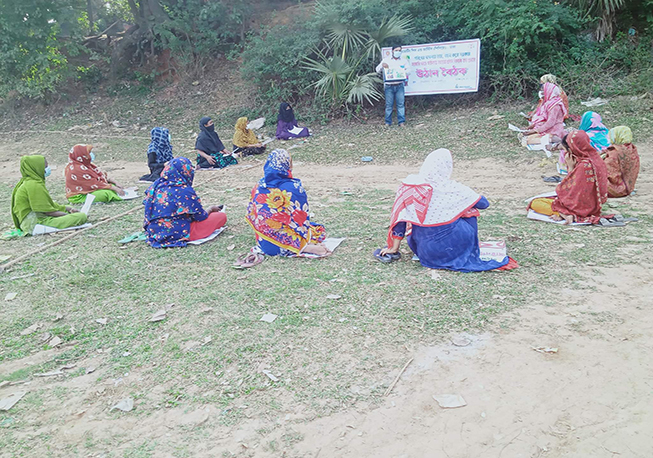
[302, 243, 331, 256]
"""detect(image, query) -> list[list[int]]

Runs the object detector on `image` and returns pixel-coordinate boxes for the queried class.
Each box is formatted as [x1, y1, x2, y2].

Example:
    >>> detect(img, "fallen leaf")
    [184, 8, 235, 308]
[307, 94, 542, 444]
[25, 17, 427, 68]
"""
[532, 346, 558, 354]
[451, 336, 471, 347]
[201, 336, 213, 346]
[486, 114, 505, 121]
[0, 392, 27, 411]
[260, 313, 277, 323]
[149, 310, 167, 322]
[4, 292, 17, 301]
[432, 394, 467, 409]
[261, 370, 279, 382]
[85, 367, 96, 375]
[49, 336, 62, 348]
[38, 332, 52, 343]
[326, 294, 342, 300]
[227, 244, 236, 251]
[20, 323, 41, 336]
[200, 307, 214, 314]
[52, 313, 64, 322]
[96, 318, 108, 325]
[110, 398, 134, 412]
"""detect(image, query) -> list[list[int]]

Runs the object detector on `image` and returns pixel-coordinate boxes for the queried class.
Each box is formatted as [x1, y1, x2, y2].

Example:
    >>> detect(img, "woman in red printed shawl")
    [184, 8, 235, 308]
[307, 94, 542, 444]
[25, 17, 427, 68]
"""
[65, 144, 125, 203]
[529, 131, 608, 224]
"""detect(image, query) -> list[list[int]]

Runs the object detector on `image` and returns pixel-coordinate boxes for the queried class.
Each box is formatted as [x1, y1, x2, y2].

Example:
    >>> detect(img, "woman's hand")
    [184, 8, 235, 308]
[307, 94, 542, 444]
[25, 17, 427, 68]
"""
[198, 150, 216, 166]
[380, 247, 398, 256]
[113, 186, 126, 196]
[207, 205, 224, 213]
[565, 152, 576, 172]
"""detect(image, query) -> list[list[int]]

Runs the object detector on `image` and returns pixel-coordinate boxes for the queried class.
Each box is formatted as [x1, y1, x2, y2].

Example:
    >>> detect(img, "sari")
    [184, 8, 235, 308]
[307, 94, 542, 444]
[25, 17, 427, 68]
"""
[64, 144, 117, 201]
[543, 131, 608, 223]
[604, 126, 639, 198]
[579, 111, 610, 151]
[532, 75, 572, 121]
[143, 157, 209, 248]
[246, 149, 325, 255]
[529, 83, 567, 138]
[387, 149, 513, 272]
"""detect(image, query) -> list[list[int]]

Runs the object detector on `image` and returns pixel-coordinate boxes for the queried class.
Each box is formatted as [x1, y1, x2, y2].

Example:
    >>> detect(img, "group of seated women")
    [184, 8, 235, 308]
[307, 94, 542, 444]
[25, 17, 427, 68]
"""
[140, 103, 311, 182]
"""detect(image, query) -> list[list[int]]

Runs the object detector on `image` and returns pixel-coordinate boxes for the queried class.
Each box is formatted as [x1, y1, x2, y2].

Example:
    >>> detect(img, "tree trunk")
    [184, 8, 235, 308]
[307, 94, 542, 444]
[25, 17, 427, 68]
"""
[87, 0, 94, 35]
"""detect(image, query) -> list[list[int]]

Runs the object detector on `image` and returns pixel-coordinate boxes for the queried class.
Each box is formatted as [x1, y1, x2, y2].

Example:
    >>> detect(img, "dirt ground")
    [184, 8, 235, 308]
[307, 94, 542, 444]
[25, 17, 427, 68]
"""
[1, 144, 651, 457]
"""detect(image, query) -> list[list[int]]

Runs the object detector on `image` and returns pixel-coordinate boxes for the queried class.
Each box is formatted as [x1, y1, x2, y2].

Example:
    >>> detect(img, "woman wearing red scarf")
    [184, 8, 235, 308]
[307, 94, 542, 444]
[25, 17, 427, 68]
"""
[65, 145, 125, 203]
[529, 131, 608, 224]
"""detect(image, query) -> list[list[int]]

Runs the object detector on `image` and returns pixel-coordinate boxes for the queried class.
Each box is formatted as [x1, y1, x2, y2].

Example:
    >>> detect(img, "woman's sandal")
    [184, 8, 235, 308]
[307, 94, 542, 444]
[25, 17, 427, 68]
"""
[373, 248, 401, 264]
[233, 253, 265, 269]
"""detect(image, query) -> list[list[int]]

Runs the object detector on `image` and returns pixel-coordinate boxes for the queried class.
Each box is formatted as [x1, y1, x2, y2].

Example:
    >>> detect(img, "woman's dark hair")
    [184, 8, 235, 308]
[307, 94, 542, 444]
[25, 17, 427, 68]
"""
[561, 133, 570, 150]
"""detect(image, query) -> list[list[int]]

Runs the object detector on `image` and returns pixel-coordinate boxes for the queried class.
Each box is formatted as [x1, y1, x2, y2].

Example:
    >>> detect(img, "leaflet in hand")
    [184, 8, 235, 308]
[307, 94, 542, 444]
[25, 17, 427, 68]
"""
[383, 67, 407, 83]
[508, 123, 527, 133]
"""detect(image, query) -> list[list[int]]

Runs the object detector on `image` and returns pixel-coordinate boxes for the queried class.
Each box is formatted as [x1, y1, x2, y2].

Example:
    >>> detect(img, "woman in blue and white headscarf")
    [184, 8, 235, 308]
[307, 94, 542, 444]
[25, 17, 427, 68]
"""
[140, 127, 174, 183]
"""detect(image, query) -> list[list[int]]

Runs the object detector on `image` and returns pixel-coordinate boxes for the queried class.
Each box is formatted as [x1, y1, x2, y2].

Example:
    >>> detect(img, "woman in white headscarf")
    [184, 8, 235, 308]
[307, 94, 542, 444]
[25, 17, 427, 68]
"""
[375, 149, 517, 272]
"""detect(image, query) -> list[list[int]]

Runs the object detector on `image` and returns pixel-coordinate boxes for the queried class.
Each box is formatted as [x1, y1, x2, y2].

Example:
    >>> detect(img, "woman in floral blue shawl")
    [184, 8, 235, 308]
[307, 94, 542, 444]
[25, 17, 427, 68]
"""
[143, 157, 225, 248]
[246, 149, 328, 256]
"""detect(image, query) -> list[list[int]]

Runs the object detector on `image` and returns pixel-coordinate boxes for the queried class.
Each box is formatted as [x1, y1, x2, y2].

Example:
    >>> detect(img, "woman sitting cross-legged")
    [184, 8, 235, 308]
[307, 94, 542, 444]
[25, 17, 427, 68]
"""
[140, 127, 173, 183]
[246, 149, 328, 257]
[143, 157, 226, 248]
[602, 126, 639, 198]
[65, 144, 125, 203]
[232, 117, 266, 157]
[529, 131, 608, 224]
[11, 155, 87, 235]
[376, 149, 517, 272]
[522, 82, 568, 140]
[276, 103, 310, 140]
[579, 111, 611, 152]
[195, 116, 238, 169]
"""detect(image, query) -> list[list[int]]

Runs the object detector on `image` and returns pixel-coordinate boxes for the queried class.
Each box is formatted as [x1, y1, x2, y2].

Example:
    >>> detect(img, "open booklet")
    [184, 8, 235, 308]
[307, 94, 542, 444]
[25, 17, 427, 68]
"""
[288, 126, 305, 135]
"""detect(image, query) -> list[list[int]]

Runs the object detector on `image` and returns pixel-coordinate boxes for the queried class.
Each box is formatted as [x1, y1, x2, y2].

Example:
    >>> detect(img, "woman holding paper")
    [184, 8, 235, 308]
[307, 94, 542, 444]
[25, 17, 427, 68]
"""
[522, 82, 567, 139]
[65, 144, 125, 203]
[528, 131, 608, 224]
[246, 149, 329, 257]
[276, 103, 310, 140]
[143, 157, 226, 248]
[232, 117, 266, 156]
[195, 117, 238, 169]
[11, 155, 87, 235]
[374, 149, 517, 272]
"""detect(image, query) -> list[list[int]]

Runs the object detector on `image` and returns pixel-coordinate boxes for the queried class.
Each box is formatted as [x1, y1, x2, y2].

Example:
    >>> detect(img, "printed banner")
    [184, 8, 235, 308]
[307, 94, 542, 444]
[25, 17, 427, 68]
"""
[381, 39, 481, 96]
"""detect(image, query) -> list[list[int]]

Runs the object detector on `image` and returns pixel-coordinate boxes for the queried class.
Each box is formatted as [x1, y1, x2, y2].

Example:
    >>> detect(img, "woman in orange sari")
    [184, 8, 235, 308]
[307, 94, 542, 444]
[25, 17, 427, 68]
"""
[529, 131, 608, 224]
[603, 126, 639, 198]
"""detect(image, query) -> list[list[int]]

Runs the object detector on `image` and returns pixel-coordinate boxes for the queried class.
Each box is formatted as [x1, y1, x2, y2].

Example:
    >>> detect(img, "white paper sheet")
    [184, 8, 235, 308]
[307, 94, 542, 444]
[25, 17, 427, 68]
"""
[187, 227, 226, 245]
[261, 138, 274, 146]
[524, 191, 557, 204]
[288, 126, 304, 135]
[508, 123, 527, 132]
[247, 117, 266, 130]
[121, 188, 139, 200]
[479, 241, 507, 262]
[32, 223, 93, 235]
[298, 237, 346, 258]
[80, 194, 95, 215]
[527, 209, 591, 226]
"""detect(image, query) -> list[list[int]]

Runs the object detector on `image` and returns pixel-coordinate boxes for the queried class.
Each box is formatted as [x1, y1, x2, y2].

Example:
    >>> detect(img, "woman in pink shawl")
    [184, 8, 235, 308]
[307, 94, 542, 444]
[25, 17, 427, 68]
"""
[523, 82, 568, 139]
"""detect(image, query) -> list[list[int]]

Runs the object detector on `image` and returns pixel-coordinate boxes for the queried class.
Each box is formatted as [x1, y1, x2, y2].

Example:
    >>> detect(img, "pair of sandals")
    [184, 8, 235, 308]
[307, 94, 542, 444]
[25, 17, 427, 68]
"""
[598, 215, 638, 227]
[233, 252, 265, 269]
[373, 248, 401, 264]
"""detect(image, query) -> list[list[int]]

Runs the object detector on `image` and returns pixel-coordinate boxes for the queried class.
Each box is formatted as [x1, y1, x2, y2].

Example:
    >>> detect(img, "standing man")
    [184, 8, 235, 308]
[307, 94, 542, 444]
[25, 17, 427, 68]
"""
[375, 45, 410, 127]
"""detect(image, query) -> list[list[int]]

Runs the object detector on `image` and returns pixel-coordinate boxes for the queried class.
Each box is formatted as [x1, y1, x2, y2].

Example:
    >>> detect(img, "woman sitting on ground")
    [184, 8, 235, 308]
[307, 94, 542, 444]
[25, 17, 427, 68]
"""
[579, 111, 611, 152]
[11, 155, 87, 234]
[530, 74, 572, 122]
[376, 149, 517, 272]
[65, 144, 125, 203]
[603, 126, 639, 198]
[233, 117, 266, 156]
[140, 127, 173, 183]
[195, 116, 238, 169]
[246, 149, 329, 257]
[143, 157, 226, 248]
[276, 103, 310, 140]
[529, 131, 608, 224]
[522, 82, 568, 140]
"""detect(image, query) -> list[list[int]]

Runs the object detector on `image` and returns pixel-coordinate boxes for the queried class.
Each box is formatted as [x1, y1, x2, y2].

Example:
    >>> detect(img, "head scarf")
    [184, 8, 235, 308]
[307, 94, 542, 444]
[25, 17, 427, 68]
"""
[148, 127, 173, 163]
[246, 149, 325, 254]
[233, 117, 259, 148]
[11, 155, 64, 229]
[195, 116, 225, 154]
[540, 74, 557, 84]
[143, 157, 207, 248]
[387, 149, 480, 247]
[530, 83, 568, 128]
[609, 126, 633, 145]
[278, 103, 296, 123]
[579, 111, 611, 151]
[64, 144, 112, 198]
[552, 131, 608, 223]
[604, 126, 638, 197]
